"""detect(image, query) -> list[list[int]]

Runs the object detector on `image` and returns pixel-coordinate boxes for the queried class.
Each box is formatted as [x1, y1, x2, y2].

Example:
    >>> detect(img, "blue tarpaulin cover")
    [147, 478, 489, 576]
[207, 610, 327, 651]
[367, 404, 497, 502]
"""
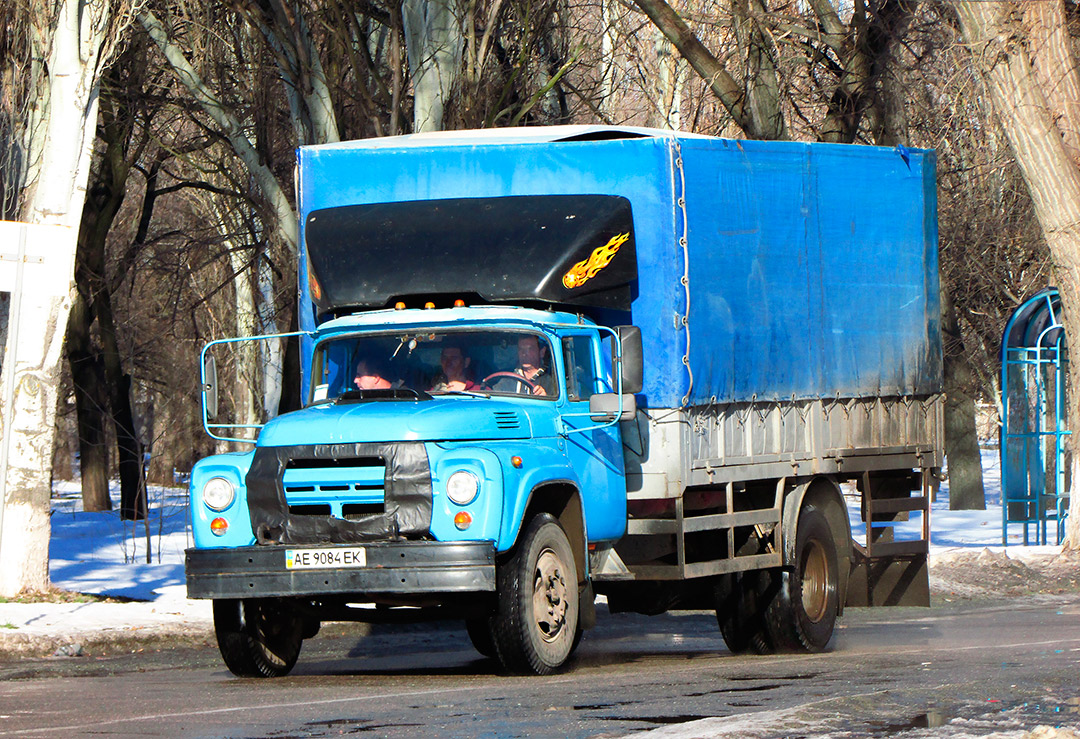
[297, 127, 941, 408]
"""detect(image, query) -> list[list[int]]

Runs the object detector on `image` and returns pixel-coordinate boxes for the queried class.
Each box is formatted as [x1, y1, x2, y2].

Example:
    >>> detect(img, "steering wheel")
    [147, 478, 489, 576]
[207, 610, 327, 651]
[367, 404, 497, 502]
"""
[481, 371, 540, 394]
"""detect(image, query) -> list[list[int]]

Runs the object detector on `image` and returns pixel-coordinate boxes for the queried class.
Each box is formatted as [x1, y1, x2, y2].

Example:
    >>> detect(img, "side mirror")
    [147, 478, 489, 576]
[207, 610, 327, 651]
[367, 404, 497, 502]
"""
[615, 325, 643, 395]
[589, 393, 637, 422]
[203, 354, 219, 421]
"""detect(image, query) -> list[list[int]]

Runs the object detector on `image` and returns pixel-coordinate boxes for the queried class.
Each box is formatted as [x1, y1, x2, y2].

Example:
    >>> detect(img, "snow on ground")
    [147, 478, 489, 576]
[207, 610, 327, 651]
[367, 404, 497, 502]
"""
[48, 480, 191, 600]
[617, 704, 1080, 739]
[0, 447, 1069, 652]
[0, 481, 212, 651]
[848, 448, 1062, 555]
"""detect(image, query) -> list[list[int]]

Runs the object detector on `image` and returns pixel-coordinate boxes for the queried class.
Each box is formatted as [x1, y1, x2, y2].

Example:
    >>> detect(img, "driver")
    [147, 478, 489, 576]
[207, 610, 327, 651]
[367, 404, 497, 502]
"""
[496, 335, 555, 396]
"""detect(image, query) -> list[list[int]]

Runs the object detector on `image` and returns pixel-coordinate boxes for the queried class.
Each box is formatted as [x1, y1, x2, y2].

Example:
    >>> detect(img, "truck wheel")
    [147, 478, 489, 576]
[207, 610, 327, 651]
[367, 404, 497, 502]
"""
[301, 616, 321, 640]
[765, 505, 839, 652]
[491, 513, 579, 675]
[465, 618, 496, 658]
[714, 571, 775, 655]
[213, 598, 304, 678]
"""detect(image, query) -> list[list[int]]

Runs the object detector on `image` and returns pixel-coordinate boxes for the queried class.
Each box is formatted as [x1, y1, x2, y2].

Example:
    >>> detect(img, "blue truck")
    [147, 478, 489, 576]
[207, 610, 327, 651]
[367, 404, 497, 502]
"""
[187, 126, 943, 677]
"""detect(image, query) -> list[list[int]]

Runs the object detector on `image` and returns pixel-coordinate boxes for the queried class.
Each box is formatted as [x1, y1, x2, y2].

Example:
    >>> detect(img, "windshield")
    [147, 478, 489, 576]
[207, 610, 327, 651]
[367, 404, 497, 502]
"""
[309, 329, 560, 404]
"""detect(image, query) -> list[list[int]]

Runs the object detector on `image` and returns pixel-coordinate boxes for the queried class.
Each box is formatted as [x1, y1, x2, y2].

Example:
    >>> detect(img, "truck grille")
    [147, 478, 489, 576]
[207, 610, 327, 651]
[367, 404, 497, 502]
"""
[282, 457, 385, 519]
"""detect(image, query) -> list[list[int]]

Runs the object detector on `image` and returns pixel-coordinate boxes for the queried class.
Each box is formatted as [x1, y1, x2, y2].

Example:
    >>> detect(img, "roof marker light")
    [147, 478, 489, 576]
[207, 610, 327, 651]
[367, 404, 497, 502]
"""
[454, 299, 466, 307]
[424, 301, 435, 309]
[395, 301, 406, 310]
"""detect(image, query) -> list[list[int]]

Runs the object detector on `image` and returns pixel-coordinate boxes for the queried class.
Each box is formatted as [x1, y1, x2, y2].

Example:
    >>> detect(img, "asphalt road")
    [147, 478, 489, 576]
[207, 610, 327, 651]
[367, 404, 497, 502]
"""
[2, 595, 1080, 739]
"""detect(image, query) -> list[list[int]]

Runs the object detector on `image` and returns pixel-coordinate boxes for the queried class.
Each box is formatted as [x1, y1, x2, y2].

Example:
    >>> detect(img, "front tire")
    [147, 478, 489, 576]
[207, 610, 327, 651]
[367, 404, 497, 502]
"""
[764, 505, 839, 652]
[491, 513, 580, 675]
[213, 598, 304, 677]
[465, 618, 497, 658]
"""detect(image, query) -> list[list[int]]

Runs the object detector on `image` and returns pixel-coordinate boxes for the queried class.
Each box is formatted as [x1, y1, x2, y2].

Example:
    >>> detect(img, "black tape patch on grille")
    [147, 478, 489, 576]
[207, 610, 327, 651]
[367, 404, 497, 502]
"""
[245, 442, 432, 545]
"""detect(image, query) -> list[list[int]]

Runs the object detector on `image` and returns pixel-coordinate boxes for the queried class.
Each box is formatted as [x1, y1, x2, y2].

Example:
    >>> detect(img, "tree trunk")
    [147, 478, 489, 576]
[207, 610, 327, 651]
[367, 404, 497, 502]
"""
[955, 1, 1080, 546]
[111, 373, 145, 520]
[238, 0, 340, 144]
[942, 293, 986, 510]
[257, 254, 284, 420]
[402, 0, 465, 132]
[598, 0, 618, 119]
[69, 93, 145, 520]
[228, 241, 261, 432]
[278, 308, 302, 416]
[146, 395, 176, 486]
[65, 292, 111, 511]
[0, 283, 70, 596]
[1022, 2, 1080, 164]
[1, 0, 114, 596]
[50, 399, 76, 482]
[731, 0, 783, 139]
[632, 0, 769, 138]
[651, 29, 683, 130]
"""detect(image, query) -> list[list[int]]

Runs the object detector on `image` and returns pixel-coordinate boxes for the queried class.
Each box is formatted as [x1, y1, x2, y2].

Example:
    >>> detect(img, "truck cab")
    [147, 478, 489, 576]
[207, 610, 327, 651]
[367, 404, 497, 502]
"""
[189, 305, 641, 676]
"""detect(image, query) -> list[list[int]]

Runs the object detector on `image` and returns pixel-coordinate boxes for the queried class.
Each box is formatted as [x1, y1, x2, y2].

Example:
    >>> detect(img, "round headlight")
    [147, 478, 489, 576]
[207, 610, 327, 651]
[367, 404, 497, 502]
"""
[203, 477, 235, 511]
[446, 470, 479, 506]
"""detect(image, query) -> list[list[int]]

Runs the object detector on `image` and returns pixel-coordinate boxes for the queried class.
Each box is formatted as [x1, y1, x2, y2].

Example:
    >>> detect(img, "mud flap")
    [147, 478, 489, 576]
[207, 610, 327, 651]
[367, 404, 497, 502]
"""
[579, 581, 597, 630]
[845, 552, 929, 607]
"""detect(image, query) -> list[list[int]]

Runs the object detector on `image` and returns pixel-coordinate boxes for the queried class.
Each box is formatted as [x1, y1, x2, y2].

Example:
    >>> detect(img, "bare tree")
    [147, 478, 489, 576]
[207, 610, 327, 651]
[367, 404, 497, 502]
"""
[626, 0, 992, 509]
[0, 0, 140, 595]
[954, 0, 1080, 544]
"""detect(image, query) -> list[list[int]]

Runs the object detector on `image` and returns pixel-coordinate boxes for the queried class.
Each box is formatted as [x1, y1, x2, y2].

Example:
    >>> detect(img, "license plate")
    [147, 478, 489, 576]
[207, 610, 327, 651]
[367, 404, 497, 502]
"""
[285, 547, 367, 569]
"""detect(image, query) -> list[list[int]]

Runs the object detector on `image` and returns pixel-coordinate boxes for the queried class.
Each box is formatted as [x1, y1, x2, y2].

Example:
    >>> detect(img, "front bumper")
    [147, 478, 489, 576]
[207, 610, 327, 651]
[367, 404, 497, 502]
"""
[186, 541, 496, 599]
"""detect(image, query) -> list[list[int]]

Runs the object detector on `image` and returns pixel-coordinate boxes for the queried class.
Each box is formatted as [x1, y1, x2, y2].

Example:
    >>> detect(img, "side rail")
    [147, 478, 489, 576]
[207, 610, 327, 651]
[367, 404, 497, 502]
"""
[201, 331, 312, 443]
[602, 478, 786, 582]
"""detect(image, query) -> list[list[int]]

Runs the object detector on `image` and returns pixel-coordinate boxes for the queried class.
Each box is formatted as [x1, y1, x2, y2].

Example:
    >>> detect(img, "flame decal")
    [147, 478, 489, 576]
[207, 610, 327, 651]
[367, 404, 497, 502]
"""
[562, 233, 629, 289]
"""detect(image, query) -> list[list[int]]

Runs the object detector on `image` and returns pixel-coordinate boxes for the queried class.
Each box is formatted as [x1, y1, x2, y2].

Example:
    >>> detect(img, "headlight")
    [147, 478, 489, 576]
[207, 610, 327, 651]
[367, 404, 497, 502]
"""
[203, 477, 235, 511]
[446, 470, 479, 506]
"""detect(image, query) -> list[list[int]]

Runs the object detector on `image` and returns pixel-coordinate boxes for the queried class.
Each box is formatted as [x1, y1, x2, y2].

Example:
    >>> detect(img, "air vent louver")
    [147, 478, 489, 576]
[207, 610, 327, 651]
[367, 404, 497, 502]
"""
[493, 411, 521, 429]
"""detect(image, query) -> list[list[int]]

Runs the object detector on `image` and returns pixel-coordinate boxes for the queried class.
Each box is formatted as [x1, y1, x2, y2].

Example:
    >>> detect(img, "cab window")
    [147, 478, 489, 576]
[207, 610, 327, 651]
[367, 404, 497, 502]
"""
[562, 335, 601, 402]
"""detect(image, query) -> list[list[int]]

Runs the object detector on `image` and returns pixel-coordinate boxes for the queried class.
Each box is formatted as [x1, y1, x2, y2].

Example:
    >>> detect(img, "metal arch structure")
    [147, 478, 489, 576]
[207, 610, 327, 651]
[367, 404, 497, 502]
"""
[1000, 289, 1070, 545]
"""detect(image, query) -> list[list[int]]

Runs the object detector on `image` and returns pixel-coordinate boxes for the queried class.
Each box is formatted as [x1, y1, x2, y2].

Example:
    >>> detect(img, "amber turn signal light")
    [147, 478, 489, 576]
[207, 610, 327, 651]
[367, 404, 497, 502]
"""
[210, 517, 229, 536]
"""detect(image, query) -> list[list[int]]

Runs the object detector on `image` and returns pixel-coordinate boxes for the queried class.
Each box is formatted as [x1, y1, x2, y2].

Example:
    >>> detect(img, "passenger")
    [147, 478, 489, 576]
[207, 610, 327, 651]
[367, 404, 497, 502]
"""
[353, 355, 396, 390]
[499, 335, 555, 396]
[430, 344, 477, 392]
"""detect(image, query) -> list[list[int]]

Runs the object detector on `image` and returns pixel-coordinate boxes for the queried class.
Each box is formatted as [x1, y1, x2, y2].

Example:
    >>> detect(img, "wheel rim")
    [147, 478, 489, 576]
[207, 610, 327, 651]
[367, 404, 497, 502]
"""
[532, 547, 569, 643]
[800, 540, 829, 623]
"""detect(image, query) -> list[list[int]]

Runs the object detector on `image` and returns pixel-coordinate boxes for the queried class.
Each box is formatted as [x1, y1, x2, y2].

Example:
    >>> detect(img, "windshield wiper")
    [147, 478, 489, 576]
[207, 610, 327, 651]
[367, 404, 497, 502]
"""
[435, 389, 491, 399]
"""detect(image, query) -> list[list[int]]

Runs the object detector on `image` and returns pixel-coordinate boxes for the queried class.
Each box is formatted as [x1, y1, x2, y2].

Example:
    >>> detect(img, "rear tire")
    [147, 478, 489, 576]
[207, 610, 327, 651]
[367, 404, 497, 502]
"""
[213, 598, 304, 677]
[714, 570, 777, 655]
[491, 513, 580, 675]
[764, 505, 839, 652]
